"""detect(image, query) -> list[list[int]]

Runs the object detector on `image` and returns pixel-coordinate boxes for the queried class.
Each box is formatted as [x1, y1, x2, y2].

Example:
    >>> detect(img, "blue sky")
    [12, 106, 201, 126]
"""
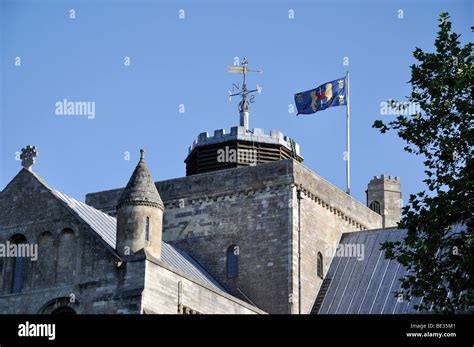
[1, 0, 472, 205]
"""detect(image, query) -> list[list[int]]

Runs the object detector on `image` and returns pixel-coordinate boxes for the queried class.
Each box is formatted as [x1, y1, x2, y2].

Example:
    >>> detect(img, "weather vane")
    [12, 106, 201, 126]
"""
[228, 57, 263, 131]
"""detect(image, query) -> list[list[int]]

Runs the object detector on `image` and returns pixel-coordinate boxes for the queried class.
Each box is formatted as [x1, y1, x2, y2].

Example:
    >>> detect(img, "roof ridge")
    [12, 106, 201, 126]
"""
[50, 189, 120, 258]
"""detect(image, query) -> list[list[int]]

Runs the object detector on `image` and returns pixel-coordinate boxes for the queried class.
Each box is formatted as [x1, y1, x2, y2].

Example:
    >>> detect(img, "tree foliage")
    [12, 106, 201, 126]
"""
[373, 12, 473, 312]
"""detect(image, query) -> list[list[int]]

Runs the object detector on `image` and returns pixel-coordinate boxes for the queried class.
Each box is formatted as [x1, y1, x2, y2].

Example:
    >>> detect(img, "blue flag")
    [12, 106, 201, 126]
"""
[294, 77, 347, 115]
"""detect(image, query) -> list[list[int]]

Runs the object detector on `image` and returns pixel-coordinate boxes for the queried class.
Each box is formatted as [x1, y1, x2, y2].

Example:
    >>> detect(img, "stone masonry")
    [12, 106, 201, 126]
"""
[87, 159, 384, 313]
[1, 143, 399, 314]
[0, 163, 262, 314]
[0, 169, 144, 314]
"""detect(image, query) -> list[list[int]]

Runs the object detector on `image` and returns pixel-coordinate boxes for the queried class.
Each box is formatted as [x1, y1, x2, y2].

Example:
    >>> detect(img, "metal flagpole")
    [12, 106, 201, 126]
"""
[346, 71, 351, 195]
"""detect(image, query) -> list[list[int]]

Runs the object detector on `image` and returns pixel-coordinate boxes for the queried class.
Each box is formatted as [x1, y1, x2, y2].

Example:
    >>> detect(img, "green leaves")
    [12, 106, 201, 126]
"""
[374, 13, 473, 313]
[372, 119, 387, 133]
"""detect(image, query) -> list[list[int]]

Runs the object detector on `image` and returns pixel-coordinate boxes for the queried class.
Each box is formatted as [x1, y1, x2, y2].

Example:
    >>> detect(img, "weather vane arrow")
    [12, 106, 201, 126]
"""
[227, 57, 263, 131]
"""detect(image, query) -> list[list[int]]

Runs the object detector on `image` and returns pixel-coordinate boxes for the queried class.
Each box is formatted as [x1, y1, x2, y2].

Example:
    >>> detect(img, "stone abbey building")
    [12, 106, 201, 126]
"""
[0, 122, 420, 314]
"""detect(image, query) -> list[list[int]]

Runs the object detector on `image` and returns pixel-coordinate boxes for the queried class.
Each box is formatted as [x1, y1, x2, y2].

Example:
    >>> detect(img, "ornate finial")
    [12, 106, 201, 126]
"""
[227, 57, 263, 131]
[20, 145, 38, 171]
[140, 149, 145, 160]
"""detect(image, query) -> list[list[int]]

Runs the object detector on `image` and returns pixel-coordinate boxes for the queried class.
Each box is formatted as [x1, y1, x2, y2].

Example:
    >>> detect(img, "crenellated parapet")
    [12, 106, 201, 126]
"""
[185, 126, 303, 176]
[367, 174, 402, 228]
[188, 126, 301, 155]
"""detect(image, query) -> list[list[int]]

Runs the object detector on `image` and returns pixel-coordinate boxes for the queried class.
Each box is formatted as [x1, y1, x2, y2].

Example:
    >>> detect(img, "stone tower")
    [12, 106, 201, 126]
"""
[116, 149, 164, 258]
[185, 126, 303, 176]
[367, 175, 401, 228]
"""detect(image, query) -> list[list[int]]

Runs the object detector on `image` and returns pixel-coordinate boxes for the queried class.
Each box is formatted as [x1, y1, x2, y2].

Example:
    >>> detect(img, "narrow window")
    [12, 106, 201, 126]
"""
[11, 234, 27, 294]
[369, 201, 381, 215]
[317, 252, 324, 279]
[145, 216, 151, 241]
[57, 229, 75, 284]
[227, 245, 239, 279]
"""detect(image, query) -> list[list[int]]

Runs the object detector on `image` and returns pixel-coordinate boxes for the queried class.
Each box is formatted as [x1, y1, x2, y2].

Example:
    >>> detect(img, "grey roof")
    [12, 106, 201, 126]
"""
[161, 242, 227, 292]
[117, 154, 163, 209]
[314, 228, 422, 314]
[52, 189, 226, 293]
[52, 189, 117, 248]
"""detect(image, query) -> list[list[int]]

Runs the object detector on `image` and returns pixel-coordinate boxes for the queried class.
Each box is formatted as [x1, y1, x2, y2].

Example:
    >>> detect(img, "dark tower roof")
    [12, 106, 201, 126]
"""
[117, 149, 163, 209]
[185, 126, 303, 176]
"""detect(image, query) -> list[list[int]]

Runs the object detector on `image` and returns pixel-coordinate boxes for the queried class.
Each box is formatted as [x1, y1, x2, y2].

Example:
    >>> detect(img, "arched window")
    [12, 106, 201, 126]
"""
[226, 245, 239, 279]
[145, 216, 151, 241]
[51, 307, 76, 315]
[369, 201, 381, 215]
[37, 232, 55, 288]
[38, 297, 80, 314]
[11, 234, 27, 294]
[57, 229, 75, 284]
[317, 252, 324, 279]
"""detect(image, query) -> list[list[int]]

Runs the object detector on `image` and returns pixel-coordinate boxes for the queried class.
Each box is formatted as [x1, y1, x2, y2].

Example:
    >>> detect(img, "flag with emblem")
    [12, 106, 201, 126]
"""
[293, 73, 352, 196]
[294, 77, 347, 115]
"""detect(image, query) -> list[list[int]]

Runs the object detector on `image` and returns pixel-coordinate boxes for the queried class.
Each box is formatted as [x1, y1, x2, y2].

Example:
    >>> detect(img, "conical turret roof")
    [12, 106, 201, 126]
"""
[117, 149, 163, 209]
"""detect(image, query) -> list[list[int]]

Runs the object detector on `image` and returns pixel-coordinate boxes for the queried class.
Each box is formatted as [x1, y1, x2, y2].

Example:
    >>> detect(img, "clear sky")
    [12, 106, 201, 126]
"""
[1, 0, 472, 205]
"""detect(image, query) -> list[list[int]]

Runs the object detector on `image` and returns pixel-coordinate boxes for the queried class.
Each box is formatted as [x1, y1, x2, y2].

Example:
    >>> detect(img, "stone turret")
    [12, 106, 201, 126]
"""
[367, 175, 402, 228]
[116, 149, 164, 259]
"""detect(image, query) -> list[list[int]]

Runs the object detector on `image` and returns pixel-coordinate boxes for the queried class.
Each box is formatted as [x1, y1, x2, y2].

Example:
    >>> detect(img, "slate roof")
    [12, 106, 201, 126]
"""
[52, 189, 117, 248]
[51, 189, 226, 293]
[117, 152, 163, 208]
[313, 228, 422, 314]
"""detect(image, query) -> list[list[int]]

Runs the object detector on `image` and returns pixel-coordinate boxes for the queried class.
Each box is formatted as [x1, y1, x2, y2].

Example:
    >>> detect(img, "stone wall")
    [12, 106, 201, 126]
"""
[367, 175, 402, 228]
[291, 163, 383, 313]
[157, 160, 294, 314]
[0, 169, 144, 314]
[142, 256, 264, 314]
[87, 159, 384, 314]
[88, 160, 294, 313]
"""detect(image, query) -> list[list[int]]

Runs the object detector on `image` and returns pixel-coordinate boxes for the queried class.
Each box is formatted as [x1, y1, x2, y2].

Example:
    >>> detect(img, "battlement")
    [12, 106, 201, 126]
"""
[185, 125, 303, 176]
[188, 126, 301, 157]
[367, 174, 402, 228]
[369, 174, 400, 183]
